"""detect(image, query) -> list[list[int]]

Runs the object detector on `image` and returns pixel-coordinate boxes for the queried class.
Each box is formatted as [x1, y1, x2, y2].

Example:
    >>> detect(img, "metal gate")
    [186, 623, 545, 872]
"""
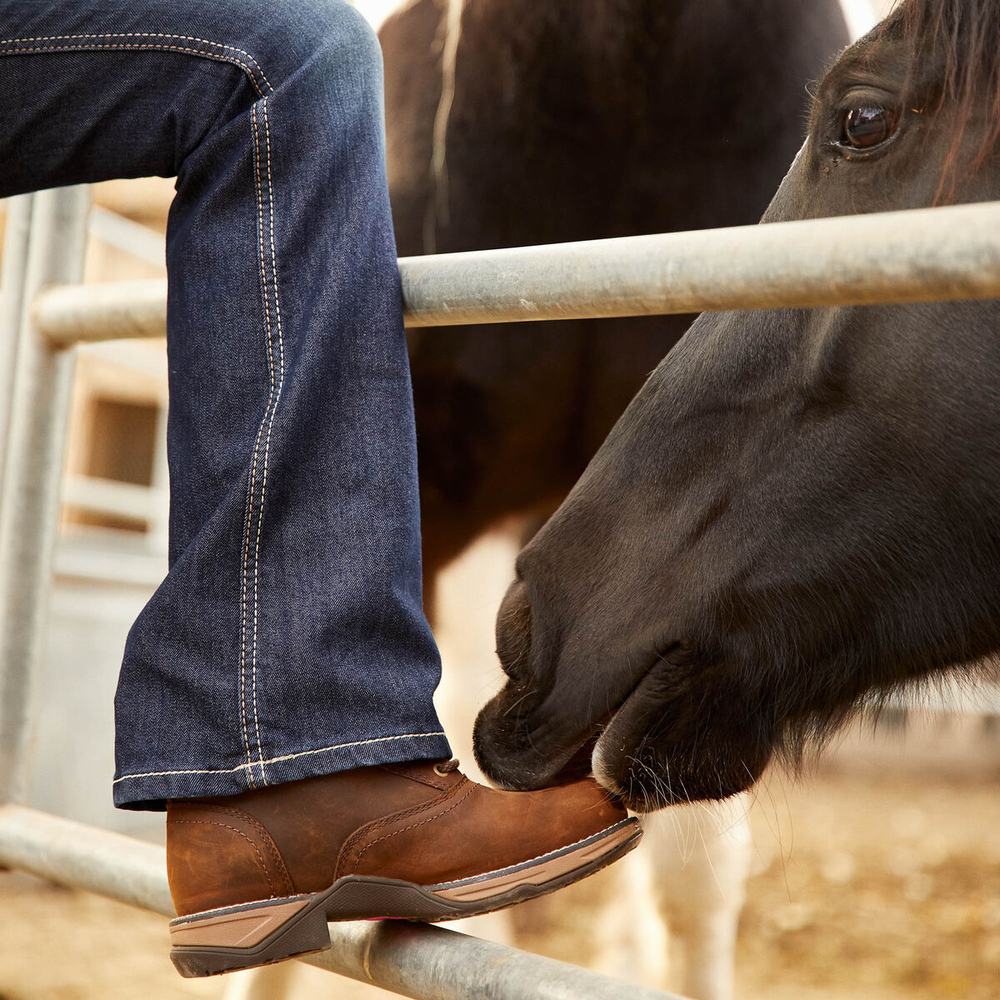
[2, 185, 999, 998]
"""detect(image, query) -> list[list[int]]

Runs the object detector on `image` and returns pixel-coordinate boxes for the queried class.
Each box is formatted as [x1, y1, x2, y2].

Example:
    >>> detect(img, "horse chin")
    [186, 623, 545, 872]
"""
[591, 726, 774, 812]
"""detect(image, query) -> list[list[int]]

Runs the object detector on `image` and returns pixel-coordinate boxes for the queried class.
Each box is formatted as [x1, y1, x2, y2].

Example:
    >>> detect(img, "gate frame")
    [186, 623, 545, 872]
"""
[3, 188, 1000, 998]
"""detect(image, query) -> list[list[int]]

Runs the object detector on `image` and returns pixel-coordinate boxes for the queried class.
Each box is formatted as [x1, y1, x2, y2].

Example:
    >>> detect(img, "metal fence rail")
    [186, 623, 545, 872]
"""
[30, 199, 1000, 343]
[3, 187, 1000, 999]
[0, 188, 90, 805]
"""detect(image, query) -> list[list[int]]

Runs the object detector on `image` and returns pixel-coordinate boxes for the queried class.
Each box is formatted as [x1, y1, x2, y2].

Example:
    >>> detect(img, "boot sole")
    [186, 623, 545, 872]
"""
[169, 816, 641, 977]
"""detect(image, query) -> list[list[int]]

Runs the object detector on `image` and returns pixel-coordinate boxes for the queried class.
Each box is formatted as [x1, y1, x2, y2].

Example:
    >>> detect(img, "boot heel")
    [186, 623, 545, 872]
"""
[169, 894, 330, 978]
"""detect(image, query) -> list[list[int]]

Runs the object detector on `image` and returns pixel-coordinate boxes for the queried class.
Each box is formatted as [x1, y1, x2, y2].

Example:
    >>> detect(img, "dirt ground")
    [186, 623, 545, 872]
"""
[2, 718, 998, 1000]
[735, 745, 1000, 1000]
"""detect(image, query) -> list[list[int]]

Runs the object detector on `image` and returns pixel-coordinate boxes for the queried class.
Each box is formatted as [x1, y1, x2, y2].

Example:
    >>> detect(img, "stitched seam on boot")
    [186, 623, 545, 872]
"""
[171, 818, 278, 898]
[334, 779, 469, 880]
[187, 804, 295, 895]
[351, 779, 467, 837]
[347, 781, 478, 875]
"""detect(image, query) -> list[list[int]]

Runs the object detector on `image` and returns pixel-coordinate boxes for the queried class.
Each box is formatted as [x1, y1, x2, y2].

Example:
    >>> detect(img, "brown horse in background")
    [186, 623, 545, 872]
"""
[380, 0, 851, 597]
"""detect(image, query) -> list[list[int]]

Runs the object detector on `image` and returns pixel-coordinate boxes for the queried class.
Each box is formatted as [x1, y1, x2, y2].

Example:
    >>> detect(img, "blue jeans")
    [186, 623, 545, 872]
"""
[1, 0, 452, 808]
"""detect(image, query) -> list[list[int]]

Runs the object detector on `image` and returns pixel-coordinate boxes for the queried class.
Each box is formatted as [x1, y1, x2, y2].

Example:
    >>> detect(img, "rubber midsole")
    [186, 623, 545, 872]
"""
[170, 898, 313, 949]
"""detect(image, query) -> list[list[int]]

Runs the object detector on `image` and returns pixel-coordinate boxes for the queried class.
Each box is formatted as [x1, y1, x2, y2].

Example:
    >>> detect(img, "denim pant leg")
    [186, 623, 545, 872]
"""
[0, 0, 451, 809]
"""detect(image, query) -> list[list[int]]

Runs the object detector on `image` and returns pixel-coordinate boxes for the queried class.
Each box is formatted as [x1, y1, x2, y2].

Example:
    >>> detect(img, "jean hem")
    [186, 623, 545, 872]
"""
[112, 731, 453, 810]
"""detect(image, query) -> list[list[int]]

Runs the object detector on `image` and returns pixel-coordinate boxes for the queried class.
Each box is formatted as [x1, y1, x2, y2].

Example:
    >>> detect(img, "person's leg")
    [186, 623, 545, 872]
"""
[1, 1, 641, 974]
[1, 0, 450, 806]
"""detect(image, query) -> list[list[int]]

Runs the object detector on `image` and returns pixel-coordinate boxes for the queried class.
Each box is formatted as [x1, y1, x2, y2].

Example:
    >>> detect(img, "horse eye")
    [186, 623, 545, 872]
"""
[842, 105, 898, 150]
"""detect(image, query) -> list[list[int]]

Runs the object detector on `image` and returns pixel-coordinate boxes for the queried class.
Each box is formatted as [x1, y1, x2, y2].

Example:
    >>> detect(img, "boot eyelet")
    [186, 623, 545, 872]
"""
[433, 763, 450, 777]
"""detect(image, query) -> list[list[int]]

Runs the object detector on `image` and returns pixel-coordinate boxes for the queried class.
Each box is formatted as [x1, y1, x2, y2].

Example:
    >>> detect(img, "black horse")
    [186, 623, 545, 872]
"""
[380, 0, 850, 603]
[474, 0, 1000, 810]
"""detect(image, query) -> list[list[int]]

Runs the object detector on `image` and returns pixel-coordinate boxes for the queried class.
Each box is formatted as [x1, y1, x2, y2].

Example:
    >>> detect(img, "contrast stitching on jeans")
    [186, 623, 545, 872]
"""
[239, 101, 277, 791]
[0, 32, 273, 90]
[171, 818, 277, 897]
[248, 96, 286, 787]
[0, 43, 269, 97]
[112, 731, 449, 783]
[239, 404, 266, 789]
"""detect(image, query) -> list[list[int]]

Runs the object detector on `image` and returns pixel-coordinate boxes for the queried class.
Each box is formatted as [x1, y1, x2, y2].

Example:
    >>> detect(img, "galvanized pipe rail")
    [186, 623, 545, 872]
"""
[31, 199, 1000, 342]
[0, 195, 33, 488]
[0, 187, 90, 805]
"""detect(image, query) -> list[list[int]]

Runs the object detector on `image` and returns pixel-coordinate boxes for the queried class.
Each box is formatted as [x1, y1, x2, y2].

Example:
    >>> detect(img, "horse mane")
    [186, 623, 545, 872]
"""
[894, 0, 1000, 194]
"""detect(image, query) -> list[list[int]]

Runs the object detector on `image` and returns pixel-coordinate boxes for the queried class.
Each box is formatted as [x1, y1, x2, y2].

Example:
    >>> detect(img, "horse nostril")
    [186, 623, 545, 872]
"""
[495, 579, 532, 680]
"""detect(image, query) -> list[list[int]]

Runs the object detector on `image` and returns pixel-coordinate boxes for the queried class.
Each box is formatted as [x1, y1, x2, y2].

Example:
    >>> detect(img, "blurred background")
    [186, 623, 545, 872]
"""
[2, 1, 999, 998]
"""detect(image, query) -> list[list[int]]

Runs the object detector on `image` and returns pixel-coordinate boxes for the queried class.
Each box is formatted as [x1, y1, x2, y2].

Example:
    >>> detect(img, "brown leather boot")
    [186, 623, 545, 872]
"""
[166, 758, 640, 976]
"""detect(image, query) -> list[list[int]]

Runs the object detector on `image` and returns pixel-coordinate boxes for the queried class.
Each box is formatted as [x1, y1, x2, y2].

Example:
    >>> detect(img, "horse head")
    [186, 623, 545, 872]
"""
[474, 0, 1000, 810]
